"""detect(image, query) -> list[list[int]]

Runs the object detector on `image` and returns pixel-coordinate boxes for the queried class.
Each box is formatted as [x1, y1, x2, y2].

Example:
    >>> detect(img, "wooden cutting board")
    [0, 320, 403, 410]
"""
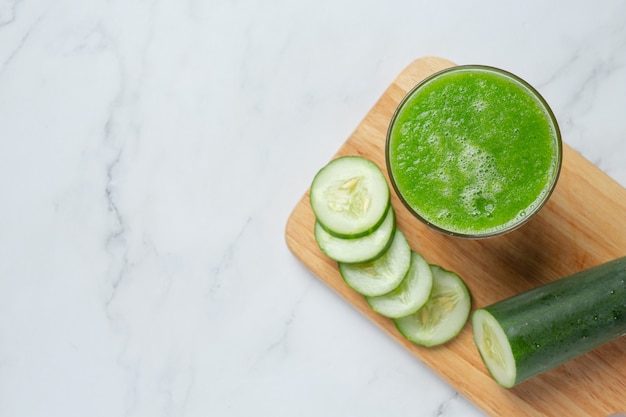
[284, 56, 626, 417]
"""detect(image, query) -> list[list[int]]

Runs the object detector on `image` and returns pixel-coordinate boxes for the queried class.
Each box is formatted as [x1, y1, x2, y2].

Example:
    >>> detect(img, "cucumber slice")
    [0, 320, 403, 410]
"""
[310, 156, 390, 238]
[366, 251, 433, 318]
[395, 265, 472, 347]
[339, 229, 411, 297]
[314, 207, 395, 264]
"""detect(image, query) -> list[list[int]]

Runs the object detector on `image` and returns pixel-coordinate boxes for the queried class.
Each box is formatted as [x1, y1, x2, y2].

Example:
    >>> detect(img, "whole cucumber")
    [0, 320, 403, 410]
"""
[472, 256, 626, 388]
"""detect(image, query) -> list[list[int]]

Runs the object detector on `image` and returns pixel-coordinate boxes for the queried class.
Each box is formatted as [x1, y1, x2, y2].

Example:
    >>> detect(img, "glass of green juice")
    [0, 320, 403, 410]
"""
[386, 65, 562, 238]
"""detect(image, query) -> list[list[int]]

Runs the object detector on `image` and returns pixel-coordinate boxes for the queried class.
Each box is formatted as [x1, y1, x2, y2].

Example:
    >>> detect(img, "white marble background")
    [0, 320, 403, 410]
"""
[1, 0, 626, 416]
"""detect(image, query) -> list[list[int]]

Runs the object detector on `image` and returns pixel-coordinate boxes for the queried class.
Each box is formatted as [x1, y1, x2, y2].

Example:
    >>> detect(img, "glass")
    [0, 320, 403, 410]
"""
[386, 65, 563, 238]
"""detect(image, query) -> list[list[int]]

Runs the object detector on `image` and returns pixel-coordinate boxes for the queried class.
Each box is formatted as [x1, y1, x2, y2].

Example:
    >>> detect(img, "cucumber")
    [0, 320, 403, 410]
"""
[366, 251, 433, 318]
[310, 156, 390, 238]
[395, 265, 471, 347]
[472, 256, 626, 388]
[339, 229, 411, 297]
[314, 207, 395, 264]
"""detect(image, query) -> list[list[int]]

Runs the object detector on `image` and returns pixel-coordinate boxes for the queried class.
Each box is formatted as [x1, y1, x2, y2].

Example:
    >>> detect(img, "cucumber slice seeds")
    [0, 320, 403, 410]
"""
[310, 155, 472, 348]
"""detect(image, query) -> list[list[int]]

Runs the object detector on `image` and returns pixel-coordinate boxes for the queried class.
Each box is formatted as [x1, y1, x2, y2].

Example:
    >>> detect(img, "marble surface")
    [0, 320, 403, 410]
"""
[1, 0, 626, 416]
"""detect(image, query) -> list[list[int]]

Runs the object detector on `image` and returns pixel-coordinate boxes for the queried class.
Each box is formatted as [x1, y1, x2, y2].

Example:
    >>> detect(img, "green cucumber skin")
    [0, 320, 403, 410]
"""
[481, 256, 626, 386]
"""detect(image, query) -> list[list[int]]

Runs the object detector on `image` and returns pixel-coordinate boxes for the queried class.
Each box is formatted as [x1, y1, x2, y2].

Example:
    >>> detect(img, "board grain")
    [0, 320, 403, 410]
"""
[284, 56, 626, 417]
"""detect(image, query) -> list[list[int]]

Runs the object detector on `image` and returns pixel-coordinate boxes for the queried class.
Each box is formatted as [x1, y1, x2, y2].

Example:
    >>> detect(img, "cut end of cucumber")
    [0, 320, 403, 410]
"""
[472, 309, 517, 388]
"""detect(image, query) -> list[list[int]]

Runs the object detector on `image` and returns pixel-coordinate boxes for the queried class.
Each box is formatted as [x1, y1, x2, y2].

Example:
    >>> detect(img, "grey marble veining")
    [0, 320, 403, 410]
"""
[1, 0, 625, 416]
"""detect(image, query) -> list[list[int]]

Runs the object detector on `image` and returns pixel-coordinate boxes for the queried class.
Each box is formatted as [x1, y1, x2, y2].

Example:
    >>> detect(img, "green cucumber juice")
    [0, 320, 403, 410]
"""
[386, 66, 561, 237]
